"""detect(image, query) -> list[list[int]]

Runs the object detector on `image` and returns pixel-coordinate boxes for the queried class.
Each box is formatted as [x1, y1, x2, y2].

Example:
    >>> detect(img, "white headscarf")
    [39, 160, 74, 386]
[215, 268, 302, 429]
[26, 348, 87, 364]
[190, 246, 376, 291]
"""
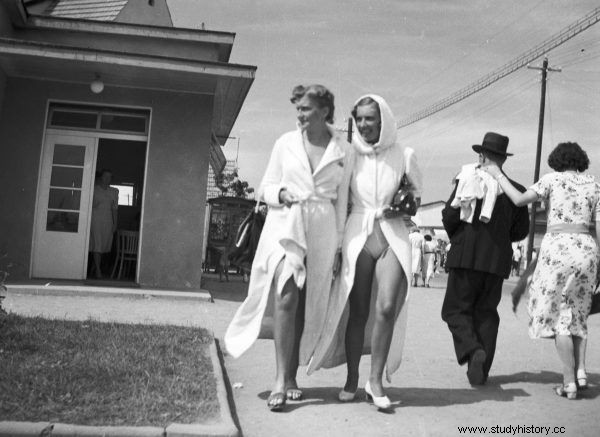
[351, 94, 401, 156]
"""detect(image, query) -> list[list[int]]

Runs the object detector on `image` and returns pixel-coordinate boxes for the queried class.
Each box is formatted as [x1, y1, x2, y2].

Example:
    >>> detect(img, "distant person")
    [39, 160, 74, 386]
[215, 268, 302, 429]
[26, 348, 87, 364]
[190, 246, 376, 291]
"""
[409, 228, 424, 286]
[422, 234, 437, 287]
[441, 132, 529, 385]
[483, 141, 600, 399]
[224, 84, 352, 412]
[89, 169, 118, 278]
[511, 245, 522, 276]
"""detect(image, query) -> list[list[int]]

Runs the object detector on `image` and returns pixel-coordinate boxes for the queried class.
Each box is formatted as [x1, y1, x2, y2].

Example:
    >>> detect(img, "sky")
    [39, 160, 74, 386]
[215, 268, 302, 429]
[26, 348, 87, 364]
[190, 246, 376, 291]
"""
[168, 0, 600, 203]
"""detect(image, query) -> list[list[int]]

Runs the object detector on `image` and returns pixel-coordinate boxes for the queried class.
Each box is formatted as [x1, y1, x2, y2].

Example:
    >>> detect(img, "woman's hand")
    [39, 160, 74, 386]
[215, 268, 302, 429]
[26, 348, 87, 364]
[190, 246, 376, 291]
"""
[381, 204, 403, 219]
[480, 161, 502, 178]
[279, 188, 299, 207]
[332, 248, 342, 277]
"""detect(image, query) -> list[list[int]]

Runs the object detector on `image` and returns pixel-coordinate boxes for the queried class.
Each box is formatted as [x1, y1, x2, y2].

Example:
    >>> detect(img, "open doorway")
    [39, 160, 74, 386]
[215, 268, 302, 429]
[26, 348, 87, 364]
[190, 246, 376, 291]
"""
[88, 138, 147, 283]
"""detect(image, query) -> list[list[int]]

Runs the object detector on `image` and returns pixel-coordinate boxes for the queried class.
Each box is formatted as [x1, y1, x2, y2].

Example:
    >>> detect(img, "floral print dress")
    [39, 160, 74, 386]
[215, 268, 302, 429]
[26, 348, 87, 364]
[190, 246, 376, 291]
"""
[528, 172, 600, 339]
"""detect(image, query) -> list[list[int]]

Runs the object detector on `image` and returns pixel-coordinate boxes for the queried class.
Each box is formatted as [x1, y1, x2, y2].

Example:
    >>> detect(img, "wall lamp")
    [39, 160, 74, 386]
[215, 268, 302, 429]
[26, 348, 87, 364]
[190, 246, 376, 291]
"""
[90, 74, 104, 94]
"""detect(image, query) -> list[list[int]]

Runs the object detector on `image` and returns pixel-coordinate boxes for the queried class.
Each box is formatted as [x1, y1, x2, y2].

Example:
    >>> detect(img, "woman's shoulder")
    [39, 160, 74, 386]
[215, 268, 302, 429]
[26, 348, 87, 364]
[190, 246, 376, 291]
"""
[274, 130, 300, 145]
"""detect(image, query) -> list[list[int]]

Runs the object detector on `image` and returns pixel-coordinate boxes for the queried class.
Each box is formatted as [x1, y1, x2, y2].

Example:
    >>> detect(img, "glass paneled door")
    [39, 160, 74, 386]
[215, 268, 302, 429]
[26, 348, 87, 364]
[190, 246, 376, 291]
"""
[32, 133, 97, 279]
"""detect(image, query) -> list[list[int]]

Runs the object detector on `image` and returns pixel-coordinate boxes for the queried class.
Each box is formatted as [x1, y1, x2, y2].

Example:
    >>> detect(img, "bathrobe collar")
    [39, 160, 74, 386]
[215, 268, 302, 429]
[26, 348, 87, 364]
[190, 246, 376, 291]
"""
[291, 123, 346, 176]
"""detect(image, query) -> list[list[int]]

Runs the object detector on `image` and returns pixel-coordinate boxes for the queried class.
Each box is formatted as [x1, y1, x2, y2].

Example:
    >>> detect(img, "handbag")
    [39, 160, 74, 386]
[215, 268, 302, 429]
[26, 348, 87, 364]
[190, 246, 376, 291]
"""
[383, 175, 418, 218]
[228, 202, 265, 270]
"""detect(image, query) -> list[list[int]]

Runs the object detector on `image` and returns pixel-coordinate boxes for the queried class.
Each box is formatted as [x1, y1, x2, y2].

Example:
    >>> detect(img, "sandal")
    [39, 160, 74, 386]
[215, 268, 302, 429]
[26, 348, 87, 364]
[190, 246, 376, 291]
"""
[286, 387, 303, 401]
[576, 370, 588, 390]
[267, 392, 286, 411]
[554, 383, 577, 400]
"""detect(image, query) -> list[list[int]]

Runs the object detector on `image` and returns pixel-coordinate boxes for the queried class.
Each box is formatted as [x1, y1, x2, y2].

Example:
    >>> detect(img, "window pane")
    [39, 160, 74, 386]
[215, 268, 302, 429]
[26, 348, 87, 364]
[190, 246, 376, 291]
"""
[53, 144, 85, 166]
[100, 114, 147, 133]
[48, 188, 81, 210]
[111, 184, 134, 206]
[51, 110, 97, 129]
[50, 166, 83, 188]
[46, 211, 79, 233]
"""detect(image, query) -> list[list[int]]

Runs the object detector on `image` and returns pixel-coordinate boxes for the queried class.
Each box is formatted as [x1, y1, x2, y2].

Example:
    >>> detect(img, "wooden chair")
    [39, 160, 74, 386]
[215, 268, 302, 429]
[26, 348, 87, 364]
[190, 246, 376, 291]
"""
[111, 230, 139, 280]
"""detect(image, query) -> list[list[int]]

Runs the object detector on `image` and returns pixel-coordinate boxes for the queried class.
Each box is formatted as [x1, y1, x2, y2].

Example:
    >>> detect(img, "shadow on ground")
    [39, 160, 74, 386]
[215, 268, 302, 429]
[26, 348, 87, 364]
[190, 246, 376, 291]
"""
[255, 384, 530, 413]
[203, 273, 248, 303]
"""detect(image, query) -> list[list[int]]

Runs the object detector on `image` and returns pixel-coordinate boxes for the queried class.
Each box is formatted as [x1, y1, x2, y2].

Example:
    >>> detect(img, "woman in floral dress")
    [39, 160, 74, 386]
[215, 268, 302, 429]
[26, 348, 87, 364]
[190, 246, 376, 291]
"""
[483, 142, 600, 400]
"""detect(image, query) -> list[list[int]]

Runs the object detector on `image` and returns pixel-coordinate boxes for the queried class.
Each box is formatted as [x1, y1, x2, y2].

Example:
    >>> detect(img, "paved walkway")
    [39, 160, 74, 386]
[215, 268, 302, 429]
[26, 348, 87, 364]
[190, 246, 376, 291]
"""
[5, 273, 600, 437]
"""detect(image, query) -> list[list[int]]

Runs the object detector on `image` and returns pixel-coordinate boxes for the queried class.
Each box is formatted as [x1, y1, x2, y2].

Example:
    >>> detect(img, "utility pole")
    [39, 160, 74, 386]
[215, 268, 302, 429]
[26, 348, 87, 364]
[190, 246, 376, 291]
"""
[525, 57, 561, 265]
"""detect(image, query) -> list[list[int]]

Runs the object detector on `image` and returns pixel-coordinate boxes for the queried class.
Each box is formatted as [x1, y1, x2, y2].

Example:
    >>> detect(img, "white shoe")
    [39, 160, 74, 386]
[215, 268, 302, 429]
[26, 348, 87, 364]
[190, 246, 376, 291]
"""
[364, 380, 391, 410]
[338, 389, 356, 402]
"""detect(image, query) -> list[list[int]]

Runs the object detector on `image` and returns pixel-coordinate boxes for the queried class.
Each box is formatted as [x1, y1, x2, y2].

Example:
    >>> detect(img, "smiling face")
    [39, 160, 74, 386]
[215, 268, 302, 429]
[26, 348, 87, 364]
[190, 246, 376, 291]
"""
[355, 102, 381, 145]
[295, 94, 329, 131]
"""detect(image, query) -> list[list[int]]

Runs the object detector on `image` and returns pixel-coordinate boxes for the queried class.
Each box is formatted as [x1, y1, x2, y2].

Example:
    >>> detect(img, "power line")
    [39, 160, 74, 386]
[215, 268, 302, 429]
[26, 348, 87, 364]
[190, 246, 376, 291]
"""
[398, 7, 600, 129]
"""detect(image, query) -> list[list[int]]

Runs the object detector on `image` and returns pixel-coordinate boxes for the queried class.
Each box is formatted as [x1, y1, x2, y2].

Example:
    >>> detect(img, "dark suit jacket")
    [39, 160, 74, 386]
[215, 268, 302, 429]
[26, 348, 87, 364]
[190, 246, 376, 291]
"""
[442, 175, 530, 279]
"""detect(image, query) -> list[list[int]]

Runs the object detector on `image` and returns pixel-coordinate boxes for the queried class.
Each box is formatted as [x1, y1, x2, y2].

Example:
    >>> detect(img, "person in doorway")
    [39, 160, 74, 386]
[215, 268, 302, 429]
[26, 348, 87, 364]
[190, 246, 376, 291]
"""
[224, 84, 352, 412]
[441, 132, 529, 385]
[89, 169, 118, 279]
[309, 94, 422, 410]
[482, 141, 600, 399]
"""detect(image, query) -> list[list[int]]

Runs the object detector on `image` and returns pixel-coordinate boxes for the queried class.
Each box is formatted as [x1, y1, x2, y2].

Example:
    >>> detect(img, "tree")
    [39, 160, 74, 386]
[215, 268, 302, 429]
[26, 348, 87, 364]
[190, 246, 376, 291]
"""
[214, 169, 254, 199]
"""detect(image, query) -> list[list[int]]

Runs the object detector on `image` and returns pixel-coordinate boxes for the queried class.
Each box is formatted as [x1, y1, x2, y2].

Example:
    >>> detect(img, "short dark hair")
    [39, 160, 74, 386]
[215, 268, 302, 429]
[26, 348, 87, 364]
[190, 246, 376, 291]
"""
[547, 142, 589, 172]
[290, 84, 335, 123]
[97, 168, 112, 178]
[481, 150, 507, 165]
[351, 96, 380, 120]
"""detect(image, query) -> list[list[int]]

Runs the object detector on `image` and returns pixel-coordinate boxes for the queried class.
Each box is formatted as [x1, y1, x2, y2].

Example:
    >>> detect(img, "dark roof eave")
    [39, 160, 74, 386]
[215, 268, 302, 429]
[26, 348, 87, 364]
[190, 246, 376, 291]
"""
[22, 13, 237, 47]
[0, 36, 256, 79]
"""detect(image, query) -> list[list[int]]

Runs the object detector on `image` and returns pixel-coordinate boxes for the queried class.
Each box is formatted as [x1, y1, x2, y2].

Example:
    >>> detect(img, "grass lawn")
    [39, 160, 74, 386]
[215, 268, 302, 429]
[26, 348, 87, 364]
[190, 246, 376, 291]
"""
[0, 314, 219, 426]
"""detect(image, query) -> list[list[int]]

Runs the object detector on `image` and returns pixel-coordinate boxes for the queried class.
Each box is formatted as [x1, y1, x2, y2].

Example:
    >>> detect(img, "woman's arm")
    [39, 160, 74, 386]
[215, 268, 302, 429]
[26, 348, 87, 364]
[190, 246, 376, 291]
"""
[259, 139, 287, 207]
[483, 164, 538, 207]
[112, 189, 119, 232]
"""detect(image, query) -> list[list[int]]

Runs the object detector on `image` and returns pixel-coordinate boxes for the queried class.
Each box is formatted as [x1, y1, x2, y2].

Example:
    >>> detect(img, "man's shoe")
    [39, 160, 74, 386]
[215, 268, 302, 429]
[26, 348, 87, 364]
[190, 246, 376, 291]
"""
[467, 349, 487, 385]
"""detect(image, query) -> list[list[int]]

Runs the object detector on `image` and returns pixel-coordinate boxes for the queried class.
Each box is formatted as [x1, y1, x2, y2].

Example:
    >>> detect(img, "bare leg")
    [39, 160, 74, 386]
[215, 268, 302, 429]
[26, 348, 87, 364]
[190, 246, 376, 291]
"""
[343, 250, 376, 393]
[573, 335, 587, 383]
[270, 260, 301, 408]
[555, 335, 576, 385]
[369, 249, 407, 396]
[286, 284, 305, 399]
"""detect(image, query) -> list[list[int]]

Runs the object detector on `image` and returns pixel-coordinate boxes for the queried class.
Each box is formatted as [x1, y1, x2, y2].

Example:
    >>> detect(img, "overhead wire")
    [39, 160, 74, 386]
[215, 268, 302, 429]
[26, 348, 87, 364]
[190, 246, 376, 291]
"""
[404, 0, 547, 102]
[401, 74, 540, 171]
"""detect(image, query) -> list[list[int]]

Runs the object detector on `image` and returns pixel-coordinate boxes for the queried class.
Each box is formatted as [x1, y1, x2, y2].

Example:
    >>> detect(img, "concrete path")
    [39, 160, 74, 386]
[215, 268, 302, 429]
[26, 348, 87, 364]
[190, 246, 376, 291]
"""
[5, 273, 600, 437]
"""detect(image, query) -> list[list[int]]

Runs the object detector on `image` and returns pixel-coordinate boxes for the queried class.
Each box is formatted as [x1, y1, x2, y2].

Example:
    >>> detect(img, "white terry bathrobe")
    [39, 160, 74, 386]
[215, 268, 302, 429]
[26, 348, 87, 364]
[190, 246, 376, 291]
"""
[308, 95, 422, 381]
[224, 125, 352, 365]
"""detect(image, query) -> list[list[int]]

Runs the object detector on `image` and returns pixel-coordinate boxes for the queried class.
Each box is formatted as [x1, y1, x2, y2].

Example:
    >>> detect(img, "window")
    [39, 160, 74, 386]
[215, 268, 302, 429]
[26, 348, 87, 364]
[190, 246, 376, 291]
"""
[111, 184, 135, 206]
[48, 104, 149, 135]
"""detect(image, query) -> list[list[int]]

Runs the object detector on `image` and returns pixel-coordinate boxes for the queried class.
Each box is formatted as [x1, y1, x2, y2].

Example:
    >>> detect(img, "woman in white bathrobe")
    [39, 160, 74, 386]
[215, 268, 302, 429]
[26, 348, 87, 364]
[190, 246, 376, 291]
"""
[309, 95, 422, 410]
[224, 84, 352, 411]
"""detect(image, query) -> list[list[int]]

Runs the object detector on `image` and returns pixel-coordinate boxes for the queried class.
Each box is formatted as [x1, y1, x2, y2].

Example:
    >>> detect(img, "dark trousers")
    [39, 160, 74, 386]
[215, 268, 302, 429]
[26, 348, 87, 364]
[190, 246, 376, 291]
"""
[441, 268, 504, 377]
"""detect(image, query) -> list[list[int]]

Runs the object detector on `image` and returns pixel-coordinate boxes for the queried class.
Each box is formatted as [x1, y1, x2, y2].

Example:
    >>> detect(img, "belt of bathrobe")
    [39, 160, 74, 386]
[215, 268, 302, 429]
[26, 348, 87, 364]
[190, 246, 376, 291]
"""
[546, 223, 590, 234]
[351, 206, 384, 235]
[296, 195, 334, 204]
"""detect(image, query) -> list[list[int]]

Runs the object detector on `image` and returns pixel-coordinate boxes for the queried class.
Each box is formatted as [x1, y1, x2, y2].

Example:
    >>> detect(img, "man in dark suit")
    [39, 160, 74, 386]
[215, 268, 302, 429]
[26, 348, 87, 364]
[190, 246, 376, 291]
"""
[441, 132, 530, 385]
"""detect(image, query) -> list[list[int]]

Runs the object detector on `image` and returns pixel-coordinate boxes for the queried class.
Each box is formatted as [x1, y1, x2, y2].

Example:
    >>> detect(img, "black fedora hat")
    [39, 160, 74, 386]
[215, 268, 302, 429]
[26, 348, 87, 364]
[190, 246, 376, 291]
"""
[472, 132, 513, 156]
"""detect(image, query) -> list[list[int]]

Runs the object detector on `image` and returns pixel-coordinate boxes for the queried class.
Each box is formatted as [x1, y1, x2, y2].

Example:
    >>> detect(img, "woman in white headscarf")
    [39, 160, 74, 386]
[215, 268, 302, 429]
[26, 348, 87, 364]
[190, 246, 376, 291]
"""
[309, 95, 422, 410]
[224, 84, 352, 412]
